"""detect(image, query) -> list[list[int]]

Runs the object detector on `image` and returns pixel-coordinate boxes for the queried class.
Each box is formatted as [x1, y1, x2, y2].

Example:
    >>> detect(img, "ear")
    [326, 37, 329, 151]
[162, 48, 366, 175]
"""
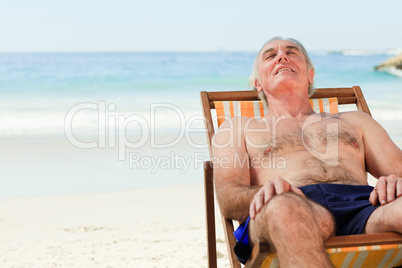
[308, 68, 314, 84]
[254, 78, 263, 93]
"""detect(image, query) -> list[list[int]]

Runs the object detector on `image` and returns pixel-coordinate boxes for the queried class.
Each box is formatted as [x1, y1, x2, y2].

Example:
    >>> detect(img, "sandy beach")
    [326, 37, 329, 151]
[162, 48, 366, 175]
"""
[0, 132, 230, 267]
[0, 183, 231, 268]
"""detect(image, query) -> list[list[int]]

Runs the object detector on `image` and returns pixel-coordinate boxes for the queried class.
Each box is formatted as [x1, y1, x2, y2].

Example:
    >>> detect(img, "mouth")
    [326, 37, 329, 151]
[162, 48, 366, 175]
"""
[275, 67, 294, 75]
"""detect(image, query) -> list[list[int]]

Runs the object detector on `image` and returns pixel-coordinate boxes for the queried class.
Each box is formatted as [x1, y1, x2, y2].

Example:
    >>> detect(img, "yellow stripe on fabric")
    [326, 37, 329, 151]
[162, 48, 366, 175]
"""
[330, 244, 400, 253]
[328, 252, 349, 267]
[379, 249, 396, 268]
[384, 248, 401, 267]
[361, 249, 389, 267]
[256, 243, 402, 267]
[386, 248, 402, 268]
[260, 254, 279, 268]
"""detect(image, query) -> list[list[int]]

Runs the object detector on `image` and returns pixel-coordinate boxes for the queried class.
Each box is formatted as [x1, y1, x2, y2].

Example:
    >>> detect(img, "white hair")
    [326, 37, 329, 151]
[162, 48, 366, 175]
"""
[252, 37, 316, 108]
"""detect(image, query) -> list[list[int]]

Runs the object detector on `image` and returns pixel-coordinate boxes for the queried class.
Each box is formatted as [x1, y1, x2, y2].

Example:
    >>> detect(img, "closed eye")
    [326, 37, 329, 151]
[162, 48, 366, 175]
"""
[265, 53, 276, 60]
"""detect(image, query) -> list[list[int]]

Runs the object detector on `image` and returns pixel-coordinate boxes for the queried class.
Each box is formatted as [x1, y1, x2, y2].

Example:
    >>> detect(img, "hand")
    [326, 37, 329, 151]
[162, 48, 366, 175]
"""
[249, 177, 305, 220]
[369, 175, 402, 206]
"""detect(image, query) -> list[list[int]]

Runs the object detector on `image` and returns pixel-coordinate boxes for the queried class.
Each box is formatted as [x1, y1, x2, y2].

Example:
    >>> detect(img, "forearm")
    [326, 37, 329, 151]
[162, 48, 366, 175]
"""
[216, 182, 260, 223]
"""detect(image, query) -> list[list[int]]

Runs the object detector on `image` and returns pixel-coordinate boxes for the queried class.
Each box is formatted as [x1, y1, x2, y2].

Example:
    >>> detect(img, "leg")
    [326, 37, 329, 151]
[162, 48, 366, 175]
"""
[365, 197, 402, 234]
[249, 193, 335, 268]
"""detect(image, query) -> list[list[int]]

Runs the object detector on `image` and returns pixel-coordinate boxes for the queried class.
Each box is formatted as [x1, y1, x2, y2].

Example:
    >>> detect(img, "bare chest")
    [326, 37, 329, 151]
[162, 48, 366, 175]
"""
[245, 116, 363, 164]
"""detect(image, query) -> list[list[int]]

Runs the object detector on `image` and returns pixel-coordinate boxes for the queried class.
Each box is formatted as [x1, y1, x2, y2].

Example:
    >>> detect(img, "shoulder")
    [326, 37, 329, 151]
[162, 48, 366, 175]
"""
[338, 111, 396, 148]
[338, 110, 372, 121]
[337, 111, 376, 129]
[216, 116, 262, 132]
[213, 116, 263, 149]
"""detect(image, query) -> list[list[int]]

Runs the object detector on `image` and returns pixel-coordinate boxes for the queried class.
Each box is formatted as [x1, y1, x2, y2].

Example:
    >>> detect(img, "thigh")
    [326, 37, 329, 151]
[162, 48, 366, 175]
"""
[249, 193, 335, 246]
[365, 197, 402, 234]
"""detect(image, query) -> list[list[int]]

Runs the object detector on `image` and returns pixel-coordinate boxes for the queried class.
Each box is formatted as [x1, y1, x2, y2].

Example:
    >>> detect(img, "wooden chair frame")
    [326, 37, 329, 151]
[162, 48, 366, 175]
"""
[201, 86, 402, 268]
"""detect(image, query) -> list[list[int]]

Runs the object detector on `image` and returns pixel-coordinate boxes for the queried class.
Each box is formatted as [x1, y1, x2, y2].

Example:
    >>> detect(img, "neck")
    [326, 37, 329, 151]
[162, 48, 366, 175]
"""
[265, 88, 314, 119]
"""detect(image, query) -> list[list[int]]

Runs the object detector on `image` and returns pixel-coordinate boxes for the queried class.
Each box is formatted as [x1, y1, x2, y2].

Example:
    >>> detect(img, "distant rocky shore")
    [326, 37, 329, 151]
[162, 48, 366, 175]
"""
[374, 53, 402, 71]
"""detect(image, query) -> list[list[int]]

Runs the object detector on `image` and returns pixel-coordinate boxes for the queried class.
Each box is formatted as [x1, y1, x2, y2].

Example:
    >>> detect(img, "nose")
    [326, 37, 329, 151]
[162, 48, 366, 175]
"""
[276, 51, 289, 63]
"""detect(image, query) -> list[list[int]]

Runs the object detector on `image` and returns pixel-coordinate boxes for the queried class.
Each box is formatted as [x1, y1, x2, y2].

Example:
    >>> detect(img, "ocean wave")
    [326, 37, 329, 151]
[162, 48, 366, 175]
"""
[375, 67, 402, 78]
[0, 104, 204, 137]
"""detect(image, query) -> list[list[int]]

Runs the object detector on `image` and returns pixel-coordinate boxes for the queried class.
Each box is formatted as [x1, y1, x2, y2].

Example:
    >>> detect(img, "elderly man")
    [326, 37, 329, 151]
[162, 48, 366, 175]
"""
[212, 37, 402, 267]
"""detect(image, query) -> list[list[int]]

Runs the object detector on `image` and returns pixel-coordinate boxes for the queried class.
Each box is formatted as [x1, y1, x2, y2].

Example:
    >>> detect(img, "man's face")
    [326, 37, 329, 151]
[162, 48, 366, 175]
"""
[255, 40, 314, 95]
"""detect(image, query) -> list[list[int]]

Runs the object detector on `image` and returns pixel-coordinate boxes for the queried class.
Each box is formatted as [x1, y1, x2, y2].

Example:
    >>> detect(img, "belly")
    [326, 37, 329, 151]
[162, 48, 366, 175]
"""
[250, 151, 367, 188]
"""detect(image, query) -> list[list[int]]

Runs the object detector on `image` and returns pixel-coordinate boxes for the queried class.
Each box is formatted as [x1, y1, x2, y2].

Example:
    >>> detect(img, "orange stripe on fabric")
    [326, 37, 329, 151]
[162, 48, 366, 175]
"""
[319, 99, 324, 113]
[328, 97, 339, 114]
[241, 101, 255, 118]
[309, 98, 339, 114]
[377, 244, 399, 250]
[214, 101, 226, 127]
[336, 246, 361, 253]
[259, 101, 265, 117]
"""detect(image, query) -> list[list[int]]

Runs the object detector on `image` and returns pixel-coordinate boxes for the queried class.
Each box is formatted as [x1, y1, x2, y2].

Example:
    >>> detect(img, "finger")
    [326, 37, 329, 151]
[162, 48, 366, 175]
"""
[263, 184, 275, 205]
[255, 191, 266, 213]
[273, 178, 288, 194]
[397, 178, 402, 198]
[376, 177, 388, 205]
[387, 175, 397, 203]
[369, 189, 379, 206]
[291, 185, 305, 197]
[250, 200, 257, 220]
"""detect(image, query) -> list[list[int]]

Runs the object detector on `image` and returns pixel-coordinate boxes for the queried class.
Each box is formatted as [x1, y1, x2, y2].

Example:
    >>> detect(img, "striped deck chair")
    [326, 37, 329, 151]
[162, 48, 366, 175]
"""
[200, 86, 402, 268]
[214, 97, 338, 127]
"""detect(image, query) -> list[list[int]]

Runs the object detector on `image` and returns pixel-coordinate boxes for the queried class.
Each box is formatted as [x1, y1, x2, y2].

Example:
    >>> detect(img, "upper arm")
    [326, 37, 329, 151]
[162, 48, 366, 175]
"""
[212, 117, 251, 188]
[353, 112, 402, 178]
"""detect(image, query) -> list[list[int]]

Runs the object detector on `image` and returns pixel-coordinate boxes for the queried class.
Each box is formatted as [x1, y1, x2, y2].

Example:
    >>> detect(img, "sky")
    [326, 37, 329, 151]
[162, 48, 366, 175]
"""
[0, 0, 401, 52]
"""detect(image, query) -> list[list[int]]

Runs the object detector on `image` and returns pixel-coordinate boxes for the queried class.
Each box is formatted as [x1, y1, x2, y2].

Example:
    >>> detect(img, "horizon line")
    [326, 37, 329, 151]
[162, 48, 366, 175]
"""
[0, 48, 400, 55]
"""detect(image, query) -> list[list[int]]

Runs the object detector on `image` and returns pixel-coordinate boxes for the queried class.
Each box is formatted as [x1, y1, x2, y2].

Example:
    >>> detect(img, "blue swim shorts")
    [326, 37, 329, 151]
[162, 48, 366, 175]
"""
[233, 184, 379, 264]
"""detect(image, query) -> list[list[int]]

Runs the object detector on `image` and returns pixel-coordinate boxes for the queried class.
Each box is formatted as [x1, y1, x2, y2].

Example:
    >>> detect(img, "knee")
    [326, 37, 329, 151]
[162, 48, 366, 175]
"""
[260, 193, 311, 227]
[258, 193, 334, 239]
[389, 198, 402, 231]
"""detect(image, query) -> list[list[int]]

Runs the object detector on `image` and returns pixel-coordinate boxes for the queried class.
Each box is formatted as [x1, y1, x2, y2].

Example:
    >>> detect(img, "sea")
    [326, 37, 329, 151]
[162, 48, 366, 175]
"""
[0, 51, 401, 198]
